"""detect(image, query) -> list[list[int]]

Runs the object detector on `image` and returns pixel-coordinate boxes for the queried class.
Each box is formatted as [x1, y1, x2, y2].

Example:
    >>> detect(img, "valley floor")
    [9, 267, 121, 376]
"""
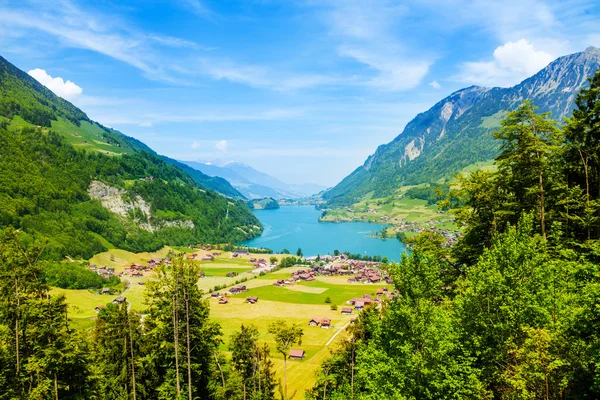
[55, 247, 389, 399]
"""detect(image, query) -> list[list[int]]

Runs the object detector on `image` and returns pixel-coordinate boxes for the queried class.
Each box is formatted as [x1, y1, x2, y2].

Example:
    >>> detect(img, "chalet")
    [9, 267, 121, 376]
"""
[219, 297, 229, 304]
[376, 288, 384, 295]
[101, 288, 110, 295]
[354, 301, 365, 310]
[112, 296, 126, 304]
[148, 258, 163, 268]
[212, 252, 221, 256]
[246, 296, 258, 304]
[309, 317, 320, 327]
[341, 307, 353, 315]
[211, 292, 220, 298]
[321, 318, 331, 329]
[249, 258, 257, 263]
[289, 349, 305, 360]
[234, 249, 250, 256]
[273, 279, 285, 287]
[369, 276, 381, 283]
[201, 255, 213, 261]
[228, 285, 247, 295]
[94, 305, 105, 313]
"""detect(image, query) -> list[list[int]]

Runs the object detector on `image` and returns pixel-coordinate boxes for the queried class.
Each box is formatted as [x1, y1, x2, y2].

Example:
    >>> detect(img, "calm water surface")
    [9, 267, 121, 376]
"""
[240, 205, 407, 261]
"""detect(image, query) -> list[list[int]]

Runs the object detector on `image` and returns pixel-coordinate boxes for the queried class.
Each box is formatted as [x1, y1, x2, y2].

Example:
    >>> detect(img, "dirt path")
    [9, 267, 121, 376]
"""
[326, 320, 351, 346]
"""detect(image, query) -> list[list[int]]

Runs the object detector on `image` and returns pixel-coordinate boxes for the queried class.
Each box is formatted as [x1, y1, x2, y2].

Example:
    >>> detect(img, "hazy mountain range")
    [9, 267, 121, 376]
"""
[324, 46, 600, 205]
[182, 160, 327, 199]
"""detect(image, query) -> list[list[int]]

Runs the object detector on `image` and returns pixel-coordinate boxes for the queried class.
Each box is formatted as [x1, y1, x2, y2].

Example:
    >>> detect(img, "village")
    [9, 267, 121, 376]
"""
[78, 246, 394, 371]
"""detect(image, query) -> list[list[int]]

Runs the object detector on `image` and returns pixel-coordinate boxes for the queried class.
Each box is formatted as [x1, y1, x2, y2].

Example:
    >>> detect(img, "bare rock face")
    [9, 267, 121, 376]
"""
[324, 47, 600, 203]
[88, 180, 194, 232]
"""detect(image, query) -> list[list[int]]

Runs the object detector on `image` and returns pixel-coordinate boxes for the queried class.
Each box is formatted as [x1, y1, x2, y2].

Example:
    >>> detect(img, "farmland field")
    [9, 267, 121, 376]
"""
[55, 247, 384, 398]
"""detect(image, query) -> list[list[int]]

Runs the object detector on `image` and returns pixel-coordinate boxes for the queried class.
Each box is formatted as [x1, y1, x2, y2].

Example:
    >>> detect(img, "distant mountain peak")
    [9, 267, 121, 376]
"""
[325, 47, 600, 205]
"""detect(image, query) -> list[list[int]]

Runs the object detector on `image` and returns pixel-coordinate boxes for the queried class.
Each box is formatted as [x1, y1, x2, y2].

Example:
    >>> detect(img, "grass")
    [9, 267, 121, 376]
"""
[56, 248, 366, 399]
[212, 297, 354, 397]
[233, 280, 387, 306]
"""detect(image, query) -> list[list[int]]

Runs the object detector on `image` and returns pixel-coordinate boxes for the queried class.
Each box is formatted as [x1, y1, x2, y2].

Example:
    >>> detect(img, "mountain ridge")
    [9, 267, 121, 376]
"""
[324, 47, 600, 205]
[0, 54, 260, 259]
[182, 160, 327, 199]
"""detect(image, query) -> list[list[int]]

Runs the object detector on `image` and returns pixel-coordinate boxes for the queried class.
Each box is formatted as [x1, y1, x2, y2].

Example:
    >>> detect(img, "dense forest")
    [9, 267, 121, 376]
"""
[306, 72, 600, 399]
[0, 125, 261, 260]
[0, 54, 263, 261]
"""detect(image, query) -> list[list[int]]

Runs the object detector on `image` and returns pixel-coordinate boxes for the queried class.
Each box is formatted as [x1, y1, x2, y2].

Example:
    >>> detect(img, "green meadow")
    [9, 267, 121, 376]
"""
[55, 247, 373, 398]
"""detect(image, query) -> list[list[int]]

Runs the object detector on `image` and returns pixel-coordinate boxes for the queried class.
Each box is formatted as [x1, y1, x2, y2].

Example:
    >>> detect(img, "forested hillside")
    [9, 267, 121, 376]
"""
[0, 55, 261, 260]
[307, 72, 600, 399]
[325, 47, 600, 205]
[0, 55, 245, 198]
[0, 125, 260, 260]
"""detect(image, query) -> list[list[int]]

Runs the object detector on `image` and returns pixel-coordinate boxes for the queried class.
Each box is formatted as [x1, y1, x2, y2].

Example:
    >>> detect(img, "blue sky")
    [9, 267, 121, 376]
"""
[1, 0, 599, 186]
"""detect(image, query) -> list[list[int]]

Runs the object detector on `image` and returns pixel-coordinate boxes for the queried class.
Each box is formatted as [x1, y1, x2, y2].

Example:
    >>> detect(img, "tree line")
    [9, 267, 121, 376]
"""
[306, 71, 600, 399]
[0, 230, 308, 400]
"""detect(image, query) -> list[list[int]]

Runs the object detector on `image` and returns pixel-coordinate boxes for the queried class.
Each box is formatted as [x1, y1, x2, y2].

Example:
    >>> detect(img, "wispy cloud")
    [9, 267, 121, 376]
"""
[316, 0, 434, 91]
[88, 107, 305, 127]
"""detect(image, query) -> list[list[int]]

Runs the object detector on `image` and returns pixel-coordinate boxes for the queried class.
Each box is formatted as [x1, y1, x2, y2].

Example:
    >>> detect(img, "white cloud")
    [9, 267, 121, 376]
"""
[191, 141, 201, 149]
[138, 121, 153, 127]
[28, 68, 83, 100]
[429, 80, 441, 89]
[215, 140, 228, 152]
[456, 39, 555, 87]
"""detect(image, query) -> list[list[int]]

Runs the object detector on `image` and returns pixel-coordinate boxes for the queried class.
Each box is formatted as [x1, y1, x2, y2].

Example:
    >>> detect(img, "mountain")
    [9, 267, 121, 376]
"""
[324, 47, 600, 205]
[0, 54, 261, 259]
[182, 160, 327, 199]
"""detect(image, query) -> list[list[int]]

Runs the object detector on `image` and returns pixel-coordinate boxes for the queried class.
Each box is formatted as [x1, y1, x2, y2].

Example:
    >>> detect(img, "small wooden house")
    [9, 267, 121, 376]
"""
[289, 349, 305, 360]
[341, 307, 353, 315]
[246, 296, 258, 304]
[321, 318, 331, 329]
[219, 297, 229, 304]
[308, 317, 320, 327]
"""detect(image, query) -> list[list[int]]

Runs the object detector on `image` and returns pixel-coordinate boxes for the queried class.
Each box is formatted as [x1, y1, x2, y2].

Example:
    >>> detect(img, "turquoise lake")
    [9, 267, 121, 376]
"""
[240, 205, 407, 261]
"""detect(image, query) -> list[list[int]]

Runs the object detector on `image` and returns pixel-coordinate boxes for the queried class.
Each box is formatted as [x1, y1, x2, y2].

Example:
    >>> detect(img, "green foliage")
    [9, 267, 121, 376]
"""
[0, 126, 260, 260]
[41, 261, 119, 289]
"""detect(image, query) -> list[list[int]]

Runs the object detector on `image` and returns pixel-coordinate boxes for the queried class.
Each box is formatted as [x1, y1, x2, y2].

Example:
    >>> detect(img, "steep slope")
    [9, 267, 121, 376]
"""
[161, 157, 245, 199]
[324, 47, 600, 205]
[0, 55, 261, 259]
[182, 160, 327, 199]
[0, 55, 242, 198]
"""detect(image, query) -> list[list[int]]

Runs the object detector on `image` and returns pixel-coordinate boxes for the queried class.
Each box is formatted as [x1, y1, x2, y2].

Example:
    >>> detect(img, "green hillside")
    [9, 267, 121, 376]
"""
[324, 47, 600, 206]
[0, 55, 260, 260]
[0, 55, 245, 198]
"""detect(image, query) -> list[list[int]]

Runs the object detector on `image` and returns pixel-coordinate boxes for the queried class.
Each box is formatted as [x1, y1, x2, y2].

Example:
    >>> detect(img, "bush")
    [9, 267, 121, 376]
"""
[324, 297, 331, 304]
[330, 304, 338, 311]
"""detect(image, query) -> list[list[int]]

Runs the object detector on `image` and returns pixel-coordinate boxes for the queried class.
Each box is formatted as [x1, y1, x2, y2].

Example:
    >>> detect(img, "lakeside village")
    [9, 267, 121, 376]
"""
[87, 249, 396, 337]
[320, 209, 461, 247]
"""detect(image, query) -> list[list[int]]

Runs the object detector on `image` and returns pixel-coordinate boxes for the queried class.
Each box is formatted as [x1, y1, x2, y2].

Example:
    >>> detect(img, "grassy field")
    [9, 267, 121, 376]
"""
[55, 247, 376, 398]
[212, 297, 356, 397]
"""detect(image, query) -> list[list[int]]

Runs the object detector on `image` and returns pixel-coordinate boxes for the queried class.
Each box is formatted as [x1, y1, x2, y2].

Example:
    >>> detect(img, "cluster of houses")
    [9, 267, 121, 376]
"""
[347, 289, 393, 310]
[88, 265, 116, 279]
[276, 258, 390, 286]
[187, 252, 218, 262]
[391, 219, 460, 247]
